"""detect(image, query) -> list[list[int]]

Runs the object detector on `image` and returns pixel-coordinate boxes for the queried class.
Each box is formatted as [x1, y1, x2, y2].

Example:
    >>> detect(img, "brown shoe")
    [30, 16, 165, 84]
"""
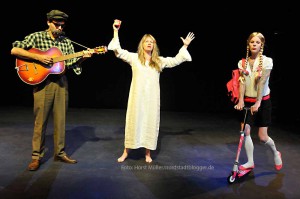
[54, 155, 77, 164]
[28, 159, 40, 171]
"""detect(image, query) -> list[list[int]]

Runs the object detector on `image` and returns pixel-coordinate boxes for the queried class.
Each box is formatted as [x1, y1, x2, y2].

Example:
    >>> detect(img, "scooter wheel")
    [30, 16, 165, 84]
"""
[227, 174, 236, 184]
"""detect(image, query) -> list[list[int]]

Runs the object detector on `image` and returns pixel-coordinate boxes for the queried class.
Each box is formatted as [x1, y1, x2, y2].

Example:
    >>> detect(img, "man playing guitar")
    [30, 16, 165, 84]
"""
[11, 9, 96, 171]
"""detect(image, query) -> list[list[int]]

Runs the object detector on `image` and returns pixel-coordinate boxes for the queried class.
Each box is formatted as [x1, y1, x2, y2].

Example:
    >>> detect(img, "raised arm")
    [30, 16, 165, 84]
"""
[112, 19, 121, 39]
[108, 19, 122, 55]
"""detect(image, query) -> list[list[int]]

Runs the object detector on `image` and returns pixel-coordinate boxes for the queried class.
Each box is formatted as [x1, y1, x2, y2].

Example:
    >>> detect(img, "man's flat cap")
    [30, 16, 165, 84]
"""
[47, 10, 68, 21]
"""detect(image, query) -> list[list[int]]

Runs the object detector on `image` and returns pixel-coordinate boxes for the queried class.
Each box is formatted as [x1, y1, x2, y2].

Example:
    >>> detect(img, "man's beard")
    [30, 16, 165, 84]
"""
[52, 30, 66, 41]
[52, 30, 65, 36]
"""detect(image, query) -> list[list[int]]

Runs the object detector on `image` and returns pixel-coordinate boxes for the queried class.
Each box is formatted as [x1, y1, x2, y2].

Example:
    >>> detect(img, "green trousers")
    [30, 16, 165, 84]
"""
[31, 75, 69, 160]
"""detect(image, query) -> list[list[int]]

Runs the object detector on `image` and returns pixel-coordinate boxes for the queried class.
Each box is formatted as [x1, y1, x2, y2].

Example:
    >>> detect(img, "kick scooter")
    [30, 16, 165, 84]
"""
[227, 106, 252, 184]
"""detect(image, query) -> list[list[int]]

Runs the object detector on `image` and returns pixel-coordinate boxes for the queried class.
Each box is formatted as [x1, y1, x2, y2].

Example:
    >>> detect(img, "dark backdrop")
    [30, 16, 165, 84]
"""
[1, 1, 298, 124]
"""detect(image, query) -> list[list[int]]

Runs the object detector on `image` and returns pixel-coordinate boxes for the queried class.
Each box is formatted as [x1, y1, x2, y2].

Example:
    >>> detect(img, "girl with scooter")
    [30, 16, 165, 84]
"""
[234, 32, 283, 172]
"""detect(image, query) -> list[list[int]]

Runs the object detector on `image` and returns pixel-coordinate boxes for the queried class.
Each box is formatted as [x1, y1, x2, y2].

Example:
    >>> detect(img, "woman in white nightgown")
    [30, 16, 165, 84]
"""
[108, 19, 195, 163]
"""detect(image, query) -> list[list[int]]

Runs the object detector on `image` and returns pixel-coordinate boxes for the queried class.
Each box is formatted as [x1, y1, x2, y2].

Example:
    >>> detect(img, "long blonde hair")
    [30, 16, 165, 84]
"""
[244, 32, 265, 85]
[137, 34, 162, 72]
[244, 32, 265, 71]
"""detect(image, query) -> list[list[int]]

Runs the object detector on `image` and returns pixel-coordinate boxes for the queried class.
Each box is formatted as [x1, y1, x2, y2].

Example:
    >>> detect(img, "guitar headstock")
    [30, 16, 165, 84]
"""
[94, 46, 108, 54]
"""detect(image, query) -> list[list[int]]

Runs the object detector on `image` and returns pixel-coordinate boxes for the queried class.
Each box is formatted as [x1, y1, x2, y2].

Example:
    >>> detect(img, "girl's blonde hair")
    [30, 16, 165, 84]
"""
[137, 34, 162, 72]
[244, 32, 265, 71]
[243, 32, 265, 86]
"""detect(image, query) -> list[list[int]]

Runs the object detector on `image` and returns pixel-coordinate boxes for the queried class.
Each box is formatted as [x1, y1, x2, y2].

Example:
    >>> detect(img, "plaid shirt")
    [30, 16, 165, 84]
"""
[12, 30, 78, 67]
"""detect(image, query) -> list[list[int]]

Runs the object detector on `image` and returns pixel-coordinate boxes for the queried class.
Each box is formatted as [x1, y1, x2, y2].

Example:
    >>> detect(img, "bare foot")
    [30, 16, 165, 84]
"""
[117, 149, 129, 163]
[145, 156, 152, 163]
[145, 149, 152, 163]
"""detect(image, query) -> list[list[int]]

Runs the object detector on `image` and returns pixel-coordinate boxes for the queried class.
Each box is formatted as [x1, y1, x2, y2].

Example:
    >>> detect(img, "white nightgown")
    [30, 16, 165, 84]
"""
[108, 37, 192, 150]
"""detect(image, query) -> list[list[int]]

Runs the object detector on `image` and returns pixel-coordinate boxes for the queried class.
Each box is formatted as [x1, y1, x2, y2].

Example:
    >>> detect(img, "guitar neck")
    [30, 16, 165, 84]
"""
[53, 51, 86, 63]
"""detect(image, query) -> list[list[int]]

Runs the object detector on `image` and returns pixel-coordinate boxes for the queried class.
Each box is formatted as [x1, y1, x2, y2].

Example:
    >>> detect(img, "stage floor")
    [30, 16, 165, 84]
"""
[0, 106, 298, 199]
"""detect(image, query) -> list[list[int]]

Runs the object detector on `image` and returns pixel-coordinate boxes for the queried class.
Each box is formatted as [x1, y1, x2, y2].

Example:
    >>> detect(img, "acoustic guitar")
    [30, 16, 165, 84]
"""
[15, 46, 107, 85]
